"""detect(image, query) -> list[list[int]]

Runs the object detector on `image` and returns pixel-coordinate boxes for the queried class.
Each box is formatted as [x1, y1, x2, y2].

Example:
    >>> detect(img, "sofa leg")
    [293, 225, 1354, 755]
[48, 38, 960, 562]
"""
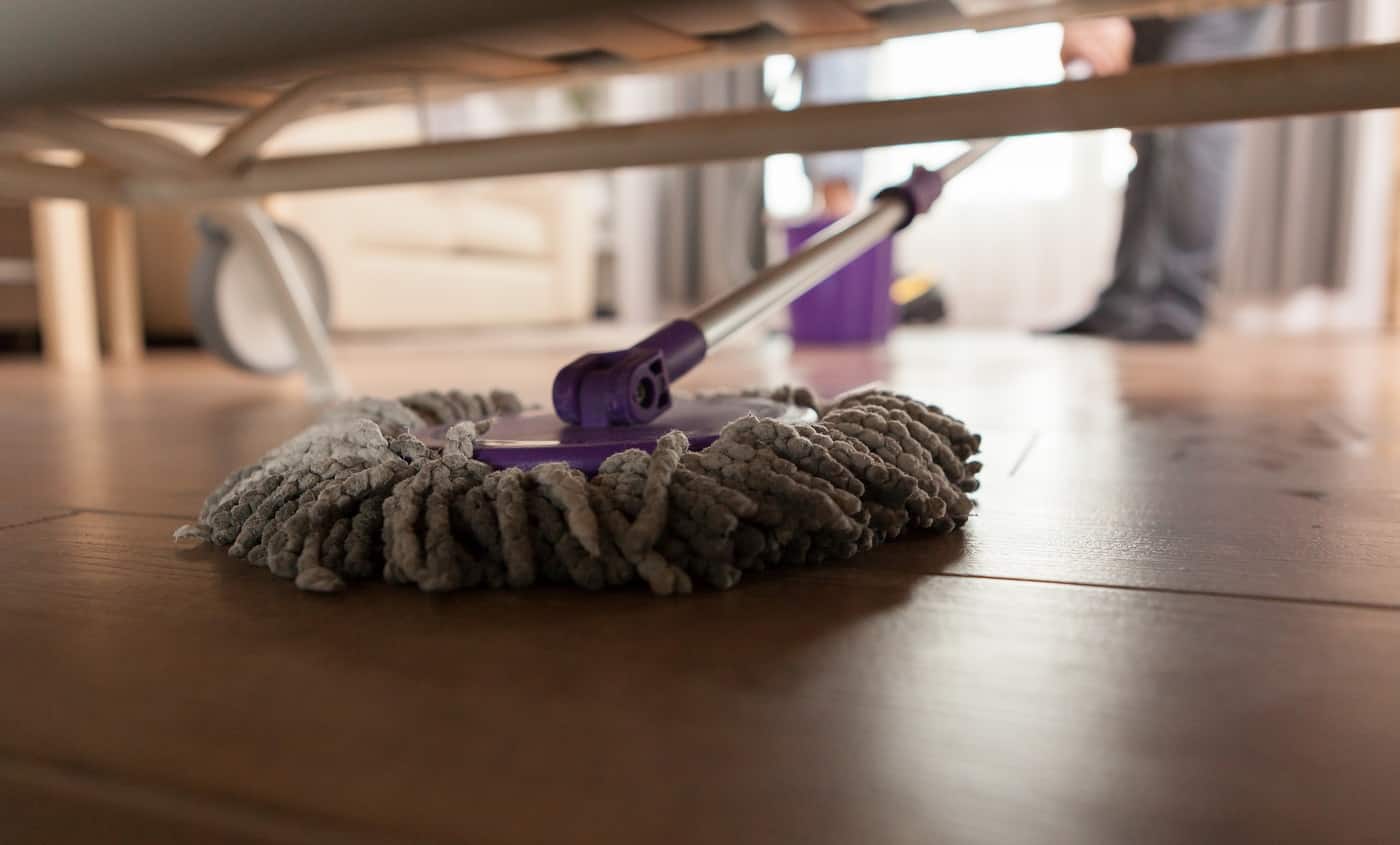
[31, 197, 101, 370]
[93, 205, 145, 363]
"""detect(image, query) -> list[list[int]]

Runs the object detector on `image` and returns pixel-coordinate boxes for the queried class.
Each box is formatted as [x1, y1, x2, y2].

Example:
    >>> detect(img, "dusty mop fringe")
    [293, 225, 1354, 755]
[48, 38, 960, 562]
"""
[176, 387, 981, 594]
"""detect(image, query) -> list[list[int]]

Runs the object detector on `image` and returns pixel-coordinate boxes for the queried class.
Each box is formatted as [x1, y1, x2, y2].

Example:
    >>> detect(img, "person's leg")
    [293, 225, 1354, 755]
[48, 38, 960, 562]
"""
[1114, 9, 1269, 340]
[1129, 120, 1236, 339]
[1056, 129, 1162, 334]
[1141, 11, 1268, 336]
[1056, 10, 1268, 340]
[1108, 130, 1162, 299]
[1054, 18, 1169, 335]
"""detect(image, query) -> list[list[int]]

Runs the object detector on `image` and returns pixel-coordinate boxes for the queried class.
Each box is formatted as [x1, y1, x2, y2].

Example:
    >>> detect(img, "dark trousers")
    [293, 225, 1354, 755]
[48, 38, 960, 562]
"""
[1100, 10, 1268, 315]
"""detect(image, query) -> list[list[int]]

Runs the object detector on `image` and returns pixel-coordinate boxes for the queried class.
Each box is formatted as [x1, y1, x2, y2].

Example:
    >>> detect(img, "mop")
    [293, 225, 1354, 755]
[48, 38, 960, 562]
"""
[176, 142, 1000, 594]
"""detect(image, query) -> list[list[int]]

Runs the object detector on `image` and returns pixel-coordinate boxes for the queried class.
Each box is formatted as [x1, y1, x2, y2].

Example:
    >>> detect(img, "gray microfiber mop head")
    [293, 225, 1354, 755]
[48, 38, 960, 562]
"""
[175, 386, 981, 594]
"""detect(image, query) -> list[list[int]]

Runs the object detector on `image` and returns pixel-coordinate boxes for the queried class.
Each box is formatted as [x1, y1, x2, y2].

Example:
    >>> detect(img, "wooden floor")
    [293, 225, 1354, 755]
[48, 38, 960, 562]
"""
[2, 327, 1399, 844]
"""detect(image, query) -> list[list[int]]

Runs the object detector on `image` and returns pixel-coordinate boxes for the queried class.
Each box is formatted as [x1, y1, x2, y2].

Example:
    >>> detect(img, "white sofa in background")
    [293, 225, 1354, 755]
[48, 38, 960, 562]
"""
[267, 175, 596, 332]
[134, 102, 599, 336]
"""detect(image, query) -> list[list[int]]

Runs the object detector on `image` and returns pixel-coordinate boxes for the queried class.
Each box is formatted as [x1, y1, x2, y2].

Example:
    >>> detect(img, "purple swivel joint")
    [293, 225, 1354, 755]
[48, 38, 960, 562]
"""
[552, 319, 708, 427]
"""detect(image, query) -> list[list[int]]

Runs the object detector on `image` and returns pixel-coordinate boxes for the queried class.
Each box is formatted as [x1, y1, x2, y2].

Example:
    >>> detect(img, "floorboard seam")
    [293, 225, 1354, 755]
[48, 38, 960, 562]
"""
[0, 510, 82, 533]
[935, 571, 1400, 612]
[17, 513, 1397, 612]
[73, 507, 194, 521]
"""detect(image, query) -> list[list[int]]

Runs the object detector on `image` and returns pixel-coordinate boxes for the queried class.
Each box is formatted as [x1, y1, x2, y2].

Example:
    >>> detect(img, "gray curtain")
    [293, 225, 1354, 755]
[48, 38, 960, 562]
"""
[1221, 0, 1364, 295]
[655, 67, 767, 307]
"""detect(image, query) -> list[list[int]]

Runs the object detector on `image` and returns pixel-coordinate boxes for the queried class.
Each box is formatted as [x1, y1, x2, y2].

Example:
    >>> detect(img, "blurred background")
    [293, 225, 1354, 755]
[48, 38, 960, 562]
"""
[1, 0, 1396, 360]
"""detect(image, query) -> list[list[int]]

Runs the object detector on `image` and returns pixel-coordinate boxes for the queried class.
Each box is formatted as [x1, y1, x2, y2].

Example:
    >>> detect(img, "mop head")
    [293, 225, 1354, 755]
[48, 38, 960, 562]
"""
[176, 387, 981, 594]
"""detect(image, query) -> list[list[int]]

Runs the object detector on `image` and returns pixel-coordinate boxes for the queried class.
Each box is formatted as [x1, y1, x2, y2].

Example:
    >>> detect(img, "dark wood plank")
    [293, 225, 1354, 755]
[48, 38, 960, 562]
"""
[0, 354, 317, 515]
[865, 477, 1400, 606]
[3, 329, 1400, 607]
[0, 333, 781, 515]
[0, 752, 403, 845]
[0, 512, 1397, 844]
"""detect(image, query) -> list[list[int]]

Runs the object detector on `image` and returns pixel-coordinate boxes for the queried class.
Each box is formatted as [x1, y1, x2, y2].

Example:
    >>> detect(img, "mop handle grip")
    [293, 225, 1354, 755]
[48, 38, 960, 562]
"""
[874, 166, 944, 231]
[873, 138, 1002, 229]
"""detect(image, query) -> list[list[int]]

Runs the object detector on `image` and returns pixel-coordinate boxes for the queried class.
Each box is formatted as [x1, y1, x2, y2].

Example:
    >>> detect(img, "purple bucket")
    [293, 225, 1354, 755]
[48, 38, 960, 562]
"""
[786, 217, 895, 345]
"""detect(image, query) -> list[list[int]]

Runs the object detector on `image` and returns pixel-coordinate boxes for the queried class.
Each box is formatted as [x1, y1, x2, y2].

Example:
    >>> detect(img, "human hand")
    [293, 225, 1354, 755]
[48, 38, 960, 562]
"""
[818, 179, 856, 217]
[1060, 17, 1134, 78]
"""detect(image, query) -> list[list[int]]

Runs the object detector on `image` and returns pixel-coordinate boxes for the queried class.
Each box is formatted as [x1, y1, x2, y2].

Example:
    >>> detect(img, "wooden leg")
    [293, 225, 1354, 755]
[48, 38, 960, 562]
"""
[30, 197, 100, 370]
[1390, 117, 1400, 331]
[93, 205, 144, 362]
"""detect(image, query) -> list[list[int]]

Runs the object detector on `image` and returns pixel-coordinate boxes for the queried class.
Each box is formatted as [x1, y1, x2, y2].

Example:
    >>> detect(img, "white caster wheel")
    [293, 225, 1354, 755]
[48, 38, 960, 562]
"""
[190, 217, 331, 374]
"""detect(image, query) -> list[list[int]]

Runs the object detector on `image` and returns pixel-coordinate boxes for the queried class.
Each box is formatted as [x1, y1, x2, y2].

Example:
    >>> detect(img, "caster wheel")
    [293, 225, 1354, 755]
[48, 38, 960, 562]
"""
[190, 217, 331, 374]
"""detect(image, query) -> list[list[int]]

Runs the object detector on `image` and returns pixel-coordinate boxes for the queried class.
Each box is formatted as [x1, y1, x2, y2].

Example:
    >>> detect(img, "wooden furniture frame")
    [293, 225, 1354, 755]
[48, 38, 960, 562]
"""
[0, 0, 1392, 388]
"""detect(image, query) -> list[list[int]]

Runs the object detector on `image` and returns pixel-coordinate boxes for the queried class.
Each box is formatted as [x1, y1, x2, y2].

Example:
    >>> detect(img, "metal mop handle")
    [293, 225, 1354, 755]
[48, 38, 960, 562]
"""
[553, 139, 1003, 427]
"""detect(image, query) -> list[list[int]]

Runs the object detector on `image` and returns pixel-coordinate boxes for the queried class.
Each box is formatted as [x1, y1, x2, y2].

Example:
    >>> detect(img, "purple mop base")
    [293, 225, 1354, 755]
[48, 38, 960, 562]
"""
[420, 396, 817, 474]
[786, 217, 895, 345]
